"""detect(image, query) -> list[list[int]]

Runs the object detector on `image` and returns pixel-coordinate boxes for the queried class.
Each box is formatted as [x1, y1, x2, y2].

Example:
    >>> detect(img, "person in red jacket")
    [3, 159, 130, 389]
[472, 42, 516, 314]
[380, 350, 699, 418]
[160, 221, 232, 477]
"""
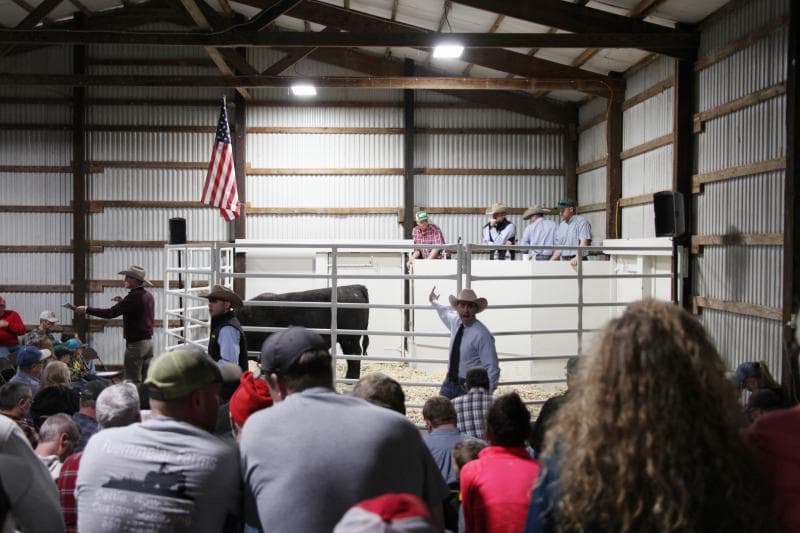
[0, 295, 26, 358]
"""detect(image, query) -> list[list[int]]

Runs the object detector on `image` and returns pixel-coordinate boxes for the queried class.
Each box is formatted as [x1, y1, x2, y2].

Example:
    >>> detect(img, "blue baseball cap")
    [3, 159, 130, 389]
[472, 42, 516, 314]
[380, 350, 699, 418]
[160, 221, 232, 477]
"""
[16, 346, 46, 367]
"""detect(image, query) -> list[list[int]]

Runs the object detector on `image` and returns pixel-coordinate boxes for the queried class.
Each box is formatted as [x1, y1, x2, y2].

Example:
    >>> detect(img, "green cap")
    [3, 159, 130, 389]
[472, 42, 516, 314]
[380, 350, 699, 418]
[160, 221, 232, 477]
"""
[145, 350, 223, 401]
[557, 197, 576, 208]
[416, 210, 429, 222]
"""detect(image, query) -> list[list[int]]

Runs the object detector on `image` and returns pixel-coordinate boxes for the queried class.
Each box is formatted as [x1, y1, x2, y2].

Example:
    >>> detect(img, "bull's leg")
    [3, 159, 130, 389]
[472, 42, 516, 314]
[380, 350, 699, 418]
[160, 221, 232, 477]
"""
[340, 337, 362, 380]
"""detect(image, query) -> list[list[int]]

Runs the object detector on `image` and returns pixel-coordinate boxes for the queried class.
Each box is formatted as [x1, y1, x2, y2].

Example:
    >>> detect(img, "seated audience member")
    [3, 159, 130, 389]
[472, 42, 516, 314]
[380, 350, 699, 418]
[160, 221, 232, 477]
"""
[31, 361, 80, 429]
[0, 295, 25, 358]
[72, 380, 108, 453]
[22, 310, 60, 346]
[422, 396, 466, 485]
[408, 210, 449, 268]
[76, 349, 242, 533]
[745, 401, 800, 531]
[0, 415, 65, 532]
[54, 339, 91, 382]
[529, 356, 579, 456]
[240, 327, 449, 533]
[461, 392, 540, 533]
[229, 371, 273, 440]
[526, 300, 772, 533]
[9, 346, 48, 395]
[453, 367, 493, 440]
[334, 493, 437, 533]
[0, 381, 38, 447]
[34, 413, 80, 479]
[58, 382, 141, 533]
[452, 440, 487, 533]
[351, 372, 407, 414]
[745, 388, 783, 423]
[736, 361, 784, 405]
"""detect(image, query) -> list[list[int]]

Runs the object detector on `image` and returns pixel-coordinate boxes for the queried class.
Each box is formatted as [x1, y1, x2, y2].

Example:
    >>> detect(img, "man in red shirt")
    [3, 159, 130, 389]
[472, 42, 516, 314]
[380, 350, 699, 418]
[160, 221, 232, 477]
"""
[408, 210, 449, 268]
[0, 295, 26, 358]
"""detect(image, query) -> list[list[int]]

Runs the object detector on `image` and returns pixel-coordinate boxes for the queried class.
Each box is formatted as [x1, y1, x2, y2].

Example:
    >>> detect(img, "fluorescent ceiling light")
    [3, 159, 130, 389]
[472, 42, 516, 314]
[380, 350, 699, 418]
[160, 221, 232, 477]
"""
[291, 83, 317, 96]
[432, 43, 464, 59]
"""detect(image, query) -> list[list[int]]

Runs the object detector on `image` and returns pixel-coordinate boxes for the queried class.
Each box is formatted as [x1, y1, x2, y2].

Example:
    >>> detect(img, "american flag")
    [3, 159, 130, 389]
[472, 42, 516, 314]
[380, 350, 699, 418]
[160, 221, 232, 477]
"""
[201, 99, 240, 221]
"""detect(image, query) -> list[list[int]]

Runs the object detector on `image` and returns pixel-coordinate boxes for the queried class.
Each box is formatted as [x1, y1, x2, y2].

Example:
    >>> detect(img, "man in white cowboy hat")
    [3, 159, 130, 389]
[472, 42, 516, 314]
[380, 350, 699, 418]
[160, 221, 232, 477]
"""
[202, 285, 248, 372]
[481, 202, 516, 260]
[75, 265, 154, 383]
[520, 205, 558, 260]
[429, 286, 499, 399]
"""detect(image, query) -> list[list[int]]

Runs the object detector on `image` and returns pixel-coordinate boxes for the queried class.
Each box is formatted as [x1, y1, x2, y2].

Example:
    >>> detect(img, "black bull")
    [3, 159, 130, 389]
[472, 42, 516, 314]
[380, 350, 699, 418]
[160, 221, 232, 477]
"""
[237, 285, 370, 379]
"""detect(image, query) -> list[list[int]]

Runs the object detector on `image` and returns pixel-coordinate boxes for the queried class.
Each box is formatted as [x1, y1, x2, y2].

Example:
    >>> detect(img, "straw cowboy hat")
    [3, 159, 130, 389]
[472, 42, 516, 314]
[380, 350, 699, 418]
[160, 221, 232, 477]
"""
[485, 202, 508, 216]
[118, 265, 153, 286]
[522, 205, 547, 220]
[201, 284, 244, 308]
[448, 288, 488, 313]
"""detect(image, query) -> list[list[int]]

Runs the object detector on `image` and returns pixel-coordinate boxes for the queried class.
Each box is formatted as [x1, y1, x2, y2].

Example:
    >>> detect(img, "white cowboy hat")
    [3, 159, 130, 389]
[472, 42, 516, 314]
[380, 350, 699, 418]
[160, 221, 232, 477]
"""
[118, 265, 153, 286]
[448, 288, 488, 313]
[485, 202, 508, 216]
[522, 205, 547, 220]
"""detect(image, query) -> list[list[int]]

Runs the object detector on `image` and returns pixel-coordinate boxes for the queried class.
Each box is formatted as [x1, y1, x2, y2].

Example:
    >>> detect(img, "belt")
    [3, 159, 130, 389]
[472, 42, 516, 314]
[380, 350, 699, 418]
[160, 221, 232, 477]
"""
[448, 377, 467, 386]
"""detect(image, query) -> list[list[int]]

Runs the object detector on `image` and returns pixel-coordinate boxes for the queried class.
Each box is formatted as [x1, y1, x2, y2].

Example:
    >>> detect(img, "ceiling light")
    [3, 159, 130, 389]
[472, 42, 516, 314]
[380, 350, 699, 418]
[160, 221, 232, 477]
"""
[291, 83, 317, 96]
[433, 43, 464, 59]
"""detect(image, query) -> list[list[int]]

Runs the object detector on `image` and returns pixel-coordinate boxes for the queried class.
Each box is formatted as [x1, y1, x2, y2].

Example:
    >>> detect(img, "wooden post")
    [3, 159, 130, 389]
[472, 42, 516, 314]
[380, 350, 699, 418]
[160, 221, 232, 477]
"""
[673, 57, 694, 309]
[605, 81, 623, 240]
[72, 24, 88, 340]
[232, 90, 247, 298]
[563, 123, 578, 201]
[402, 58, 415, 238]
[783, 1, 800, 403]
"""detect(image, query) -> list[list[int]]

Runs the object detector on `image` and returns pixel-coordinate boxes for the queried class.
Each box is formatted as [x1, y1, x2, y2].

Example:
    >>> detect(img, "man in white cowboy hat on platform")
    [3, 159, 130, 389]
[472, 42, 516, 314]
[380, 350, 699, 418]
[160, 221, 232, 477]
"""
[75, 265, 154, 383]
[481, 202, 516, 260]
[520, 204, 558, 260]
[429, 287, 499, 399]
[201, 285, 248, 372]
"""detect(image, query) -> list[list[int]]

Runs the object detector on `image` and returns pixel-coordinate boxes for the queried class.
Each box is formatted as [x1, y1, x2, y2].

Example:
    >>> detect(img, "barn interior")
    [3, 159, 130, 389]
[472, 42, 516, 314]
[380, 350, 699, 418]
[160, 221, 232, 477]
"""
[0, 0, 797, 400]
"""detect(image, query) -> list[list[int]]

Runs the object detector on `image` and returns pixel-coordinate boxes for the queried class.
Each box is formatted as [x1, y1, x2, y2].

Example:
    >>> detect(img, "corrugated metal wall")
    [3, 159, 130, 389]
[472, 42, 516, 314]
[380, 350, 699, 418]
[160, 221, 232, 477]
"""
[577, 97, 607, 242]
[694, 0, 789, 376]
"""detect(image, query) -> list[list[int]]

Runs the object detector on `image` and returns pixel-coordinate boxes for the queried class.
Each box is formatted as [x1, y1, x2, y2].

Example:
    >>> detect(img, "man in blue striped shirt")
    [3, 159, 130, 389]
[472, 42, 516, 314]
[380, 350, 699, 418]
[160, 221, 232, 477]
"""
[551, 198, 592, 266]
[520, 205, 558, 260]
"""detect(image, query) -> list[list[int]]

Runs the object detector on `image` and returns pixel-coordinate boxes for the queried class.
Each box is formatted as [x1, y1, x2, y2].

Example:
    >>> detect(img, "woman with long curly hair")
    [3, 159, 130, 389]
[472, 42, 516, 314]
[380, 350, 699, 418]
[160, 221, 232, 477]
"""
[525, 299, 773, 532]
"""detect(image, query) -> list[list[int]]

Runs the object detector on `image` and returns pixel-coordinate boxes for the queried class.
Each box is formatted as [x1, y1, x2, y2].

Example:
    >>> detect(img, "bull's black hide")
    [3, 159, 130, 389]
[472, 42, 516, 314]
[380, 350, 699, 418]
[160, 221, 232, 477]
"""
[238, 285, 370, 379]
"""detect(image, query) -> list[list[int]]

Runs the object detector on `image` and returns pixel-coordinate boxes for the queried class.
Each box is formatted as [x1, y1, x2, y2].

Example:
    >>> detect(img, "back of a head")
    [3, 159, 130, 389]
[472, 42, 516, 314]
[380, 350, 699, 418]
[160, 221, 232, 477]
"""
[96, 383, 141, 429]
[485, 392, 530, 447]
[422, 396, 457, 426]
[260, 327, 333, 392]
[452, 439, 487, 470]
[41, 361, 70, 388]
[352, 372, 406, 415]
[547, 299, 771, 532]
[465, 367, 490, 390]
[39, 413, 79, 444]
[80, 380, 108, 409]
[0, 382, 32, 410]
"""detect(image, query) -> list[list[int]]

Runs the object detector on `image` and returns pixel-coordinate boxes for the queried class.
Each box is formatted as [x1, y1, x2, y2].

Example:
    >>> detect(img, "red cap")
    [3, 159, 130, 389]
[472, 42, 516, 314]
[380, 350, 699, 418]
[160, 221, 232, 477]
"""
[229, 371, 273, 426]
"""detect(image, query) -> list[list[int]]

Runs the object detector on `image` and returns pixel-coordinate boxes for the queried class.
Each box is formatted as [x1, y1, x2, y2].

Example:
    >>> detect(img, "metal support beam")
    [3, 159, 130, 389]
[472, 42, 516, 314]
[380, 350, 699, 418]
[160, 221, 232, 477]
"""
[564, 123, 578, 201]
[672, 57, 694, 309]
[403, 58, 415, 239]
[233, 90, 247, 297]
[72, 28, 88, 340]
[605, 90, 623, 240]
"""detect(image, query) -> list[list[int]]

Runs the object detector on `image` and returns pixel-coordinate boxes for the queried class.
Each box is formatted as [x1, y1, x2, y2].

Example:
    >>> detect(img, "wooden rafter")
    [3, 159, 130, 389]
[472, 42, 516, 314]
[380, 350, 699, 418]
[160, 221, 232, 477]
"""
[463, 14, 503, 76]
[1, 0, 63, 57]
[424, 0, 451, 67]
[237, 0, 304, 33]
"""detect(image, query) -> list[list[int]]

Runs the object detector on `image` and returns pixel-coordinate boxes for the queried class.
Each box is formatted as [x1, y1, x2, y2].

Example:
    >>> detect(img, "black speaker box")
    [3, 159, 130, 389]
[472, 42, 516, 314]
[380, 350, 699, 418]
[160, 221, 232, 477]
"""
[169, 217, 187, 245]
[653, 191, 685, 238]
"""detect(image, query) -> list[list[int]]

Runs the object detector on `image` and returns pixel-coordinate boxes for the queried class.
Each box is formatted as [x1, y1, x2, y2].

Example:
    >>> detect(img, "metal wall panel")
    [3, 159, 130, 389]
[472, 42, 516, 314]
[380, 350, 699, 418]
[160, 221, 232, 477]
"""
[90, 168, 205, 201]
[0, 294, 74, 332]
[621, 204, 656, 239]
[87, 105, 218, 127]
[581, 211, 606, 244]
[90, 248, 165, 281]
[87, 132, 213, 161]
[698, 26, 788, 112]
[415, 134, 563, 168]
[247, 134, 402, 168]
[0, 214, 72, 245]
[248, 175, 402, 207]
[622, 88, 674, 150]
[699, 0, 790, 57]
[0, 253, 73, 285]
[414, 174, 563, 208]
[578, 123, 606, 165]
[249, 106, 403, 128]
[0, 46, 72, 98]
[625, 56, 675, 99]
[701, 309, 783, 375]
[697, 97, 785, 173]
[579, 97, 608, 125]
[695, 246, 782, 308]
[622, 144, 673, 197]
[577, 168, 606, 204]
[695, 171, 784, 235]
[0, 131, 72, 165]
[247, 215, 404, 241]
[88, 208, 228, 242]
[416, 108, 556, 128]
[0, 103, 71, 124]
[5, 172, 72, 205]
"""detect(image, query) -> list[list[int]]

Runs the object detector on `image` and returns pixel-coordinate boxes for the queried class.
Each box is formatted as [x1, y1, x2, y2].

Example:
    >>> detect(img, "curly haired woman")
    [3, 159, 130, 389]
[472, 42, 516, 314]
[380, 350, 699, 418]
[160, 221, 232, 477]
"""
[525, 299, 773, 532]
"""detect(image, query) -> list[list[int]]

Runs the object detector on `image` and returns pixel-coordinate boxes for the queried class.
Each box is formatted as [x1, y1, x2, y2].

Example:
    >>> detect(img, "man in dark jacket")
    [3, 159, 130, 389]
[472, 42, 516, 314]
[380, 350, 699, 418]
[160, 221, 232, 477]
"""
[203, 285, 248, 372]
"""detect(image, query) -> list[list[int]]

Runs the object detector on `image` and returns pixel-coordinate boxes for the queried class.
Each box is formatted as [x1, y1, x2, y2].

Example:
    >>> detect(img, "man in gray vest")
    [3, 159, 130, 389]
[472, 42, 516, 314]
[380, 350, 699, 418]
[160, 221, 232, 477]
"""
[203, 285, 248, 372]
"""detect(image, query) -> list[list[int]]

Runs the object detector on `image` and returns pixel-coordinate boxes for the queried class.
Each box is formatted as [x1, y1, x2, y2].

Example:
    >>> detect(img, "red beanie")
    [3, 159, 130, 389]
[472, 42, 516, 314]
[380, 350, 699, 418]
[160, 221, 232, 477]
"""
[229, 371, 273, 427]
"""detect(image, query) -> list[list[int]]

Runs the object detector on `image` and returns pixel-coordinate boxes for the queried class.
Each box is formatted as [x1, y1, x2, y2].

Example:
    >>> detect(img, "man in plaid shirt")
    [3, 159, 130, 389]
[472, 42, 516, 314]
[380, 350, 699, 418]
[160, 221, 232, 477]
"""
[453, 367, 493, 440]
[409, 210, 449, 267]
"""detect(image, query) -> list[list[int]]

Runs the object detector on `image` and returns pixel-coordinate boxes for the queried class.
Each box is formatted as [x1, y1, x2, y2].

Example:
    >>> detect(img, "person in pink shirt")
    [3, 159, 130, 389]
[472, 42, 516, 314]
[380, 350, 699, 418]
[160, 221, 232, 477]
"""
[460, 392, 539, 533]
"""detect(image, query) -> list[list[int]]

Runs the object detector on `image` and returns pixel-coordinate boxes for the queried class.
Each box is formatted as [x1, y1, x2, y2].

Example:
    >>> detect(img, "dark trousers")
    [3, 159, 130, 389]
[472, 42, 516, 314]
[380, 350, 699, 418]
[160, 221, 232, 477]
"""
[439, 379, 467, 399]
